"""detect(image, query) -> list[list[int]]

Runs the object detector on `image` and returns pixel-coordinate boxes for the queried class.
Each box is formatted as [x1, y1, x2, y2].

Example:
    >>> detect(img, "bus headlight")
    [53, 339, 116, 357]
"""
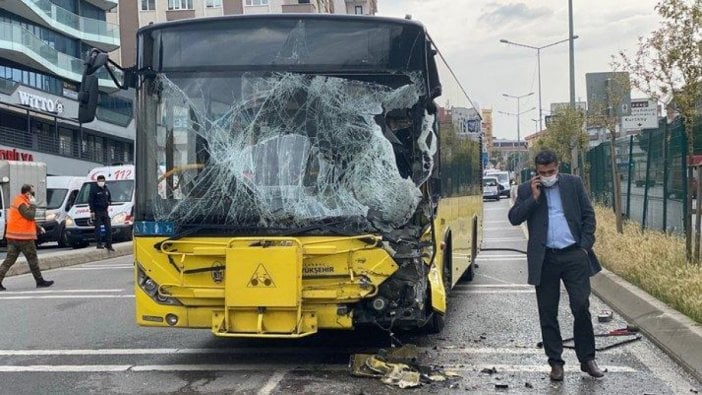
[65, 216, 74, 227]
[112, 213, 127, 225]
[136, 265, 182, 306]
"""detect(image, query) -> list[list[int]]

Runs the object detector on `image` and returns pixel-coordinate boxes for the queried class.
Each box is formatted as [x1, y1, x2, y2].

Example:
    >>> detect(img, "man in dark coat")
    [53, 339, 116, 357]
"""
[89, 175, 114, 251]
[508, 150, 604, 381]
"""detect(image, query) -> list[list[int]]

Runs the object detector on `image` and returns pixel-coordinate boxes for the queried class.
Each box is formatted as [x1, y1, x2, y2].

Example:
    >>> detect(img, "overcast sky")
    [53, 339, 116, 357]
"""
[377, 0, 661, 140]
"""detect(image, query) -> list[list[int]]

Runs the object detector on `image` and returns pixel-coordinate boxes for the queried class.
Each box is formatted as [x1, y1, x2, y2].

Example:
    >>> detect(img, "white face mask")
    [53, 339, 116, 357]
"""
[541, 174, 558, 188]
[97, 181, 105, 188]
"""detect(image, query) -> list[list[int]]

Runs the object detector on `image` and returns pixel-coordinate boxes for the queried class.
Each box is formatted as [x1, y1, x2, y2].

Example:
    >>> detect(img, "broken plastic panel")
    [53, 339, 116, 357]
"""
[148, 72, 435, 232]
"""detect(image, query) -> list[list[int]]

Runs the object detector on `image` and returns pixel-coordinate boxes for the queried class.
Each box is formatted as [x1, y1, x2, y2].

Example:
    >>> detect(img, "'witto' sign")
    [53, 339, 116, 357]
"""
[622, 99, 658, 130]
[17, 91, 64, 114]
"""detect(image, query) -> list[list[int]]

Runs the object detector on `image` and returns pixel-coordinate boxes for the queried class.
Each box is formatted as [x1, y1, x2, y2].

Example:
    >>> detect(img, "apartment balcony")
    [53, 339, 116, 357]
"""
[1, 0, 120, 51]
[282, 2, 318, 13]
[0, 22, 118, 91]
[83, 0, 118, 11]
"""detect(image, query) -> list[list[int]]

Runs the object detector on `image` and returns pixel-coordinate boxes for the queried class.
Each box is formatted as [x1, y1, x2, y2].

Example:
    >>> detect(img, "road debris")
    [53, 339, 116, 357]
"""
[349, 345, 462, 389]
[525, 382, 534, 389]
[480, 367, 498, 375]
[495, 383, 509, 390]
[597, 310, 614, 322]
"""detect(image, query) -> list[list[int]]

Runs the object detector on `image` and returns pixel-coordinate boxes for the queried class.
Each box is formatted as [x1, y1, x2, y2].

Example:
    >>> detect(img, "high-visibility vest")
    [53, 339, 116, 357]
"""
[6, 194, 37, 240]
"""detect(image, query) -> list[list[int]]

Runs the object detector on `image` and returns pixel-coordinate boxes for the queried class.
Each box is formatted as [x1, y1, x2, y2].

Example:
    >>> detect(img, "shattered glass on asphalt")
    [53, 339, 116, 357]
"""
[152, 73, 435, 232]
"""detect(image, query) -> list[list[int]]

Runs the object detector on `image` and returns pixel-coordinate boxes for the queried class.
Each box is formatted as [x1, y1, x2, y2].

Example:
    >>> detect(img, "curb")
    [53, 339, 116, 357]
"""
[591, 268, 702, 384]
[4, 242, 134, 277]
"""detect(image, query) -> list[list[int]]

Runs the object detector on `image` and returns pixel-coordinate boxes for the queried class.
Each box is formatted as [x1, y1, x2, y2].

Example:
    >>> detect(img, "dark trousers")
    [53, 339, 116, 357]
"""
[0, 240, 43, 283]
[94, 211, 112, 247]
[535, 247, 596, 365]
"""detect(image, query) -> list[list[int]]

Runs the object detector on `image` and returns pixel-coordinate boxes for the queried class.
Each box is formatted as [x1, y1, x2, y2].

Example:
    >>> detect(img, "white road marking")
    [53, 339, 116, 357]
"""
[0, 365, 131, 372]
[257, 369, 288, 395]
[61, 267, 133, 271]
[476, 254, 526, 259]
[483, 237, 526, 242]
[0, 289, 124, 295]
[476, 257, 527, 261]
[0, 363, 637, 374]
[0, 295, 134, 300]
[80, 265, 133, 268]
[475, 273, 513, 284]
[452, 289, 534, 295]
[454, 284, 531, 289]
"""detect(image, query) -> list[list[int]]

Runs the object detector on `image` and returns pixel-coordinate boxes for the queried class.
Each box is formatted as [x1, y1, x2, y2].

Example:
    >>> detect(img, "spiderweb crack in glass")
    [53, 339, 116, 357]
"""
[152, 72, 435, 232]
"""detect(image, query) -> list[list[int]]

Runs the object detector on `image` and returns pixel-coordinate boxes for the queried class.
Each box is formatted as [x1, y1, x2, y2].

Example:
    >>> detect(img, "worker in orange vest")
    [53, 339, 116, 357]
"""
[0, 184, 54, 290]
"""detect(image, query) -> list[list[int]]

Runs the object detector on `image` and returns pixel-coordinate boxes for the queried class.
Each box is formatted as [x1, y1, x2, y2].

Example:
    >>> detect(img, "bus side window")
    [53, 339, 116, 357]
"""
[65, 190, 78, 211]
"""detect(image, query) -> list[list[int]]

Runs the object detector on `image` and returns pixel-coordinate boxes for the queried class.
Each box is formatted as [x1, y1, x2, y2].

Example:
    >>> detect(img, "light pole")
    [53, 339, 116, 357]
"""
[499, 35, 579, 132]
[502, 92, 534, 145]
[531, 118, 539, 133]
[498, 107, 535, 172]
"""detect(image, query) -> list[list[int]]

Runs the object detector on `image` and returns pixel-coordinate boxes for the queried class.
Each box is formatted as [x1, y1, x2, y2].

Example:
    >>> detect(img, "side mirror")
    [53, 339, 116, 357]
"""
[78, 74, 99, 124]
[78, 50, 109, 124]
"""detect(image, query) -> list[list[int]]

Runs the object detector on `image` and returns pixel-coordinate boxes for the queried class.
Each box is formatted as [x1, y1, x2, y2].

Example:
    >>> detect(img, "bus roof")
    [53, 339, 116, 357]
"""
[137, 14, 426, 36]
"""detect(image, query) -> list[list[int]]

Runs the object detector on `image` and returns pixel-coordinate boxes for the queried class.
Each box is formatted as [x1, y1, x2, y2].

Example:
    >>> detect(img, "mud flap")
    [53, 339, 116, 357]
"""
[212, 242, 317, 338]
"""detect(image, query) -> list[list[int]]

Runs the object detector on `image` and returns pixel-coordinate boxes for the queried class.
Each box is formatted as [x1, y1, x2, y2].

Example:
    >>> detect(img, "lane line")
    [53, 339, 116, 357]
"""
[474, 273, 513, 284]
[0, 289, 124, 295]
[257, 369, 288, 395]
[61, 267, 133, 271]
[0, 295, 134, 300]
[483, 237, 526, 242]
[452, 290, 534, 295]
[0, 346, 619, 357]
[0, 363, 637, 373]
[454, 284, 531, 289]
[476, 257, 527, 262]
[476, 254, 526, 258]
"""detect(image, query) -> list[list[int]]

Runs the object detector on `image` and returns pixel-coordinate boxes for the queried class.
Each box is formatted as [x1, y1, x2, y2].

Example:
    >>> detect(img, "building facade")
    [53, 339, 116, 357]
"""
[108, 0, 378, 66]
[481, 108, 493, 149]
[0, 0, 134, 176]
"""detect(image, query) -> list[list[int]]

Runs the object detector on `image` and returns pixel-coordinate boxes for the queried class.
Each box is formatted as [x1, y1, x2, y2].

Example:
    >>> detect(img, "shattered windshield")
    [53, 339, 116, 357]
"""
[139, 72, 435, 234]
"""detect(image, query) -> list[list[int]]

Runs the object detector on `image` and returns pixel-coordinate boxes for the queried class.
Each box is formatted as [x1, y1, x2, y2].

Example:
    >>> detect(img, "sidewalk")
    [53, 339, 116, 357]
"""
[4, 242, 133, 277]
[510, 185, 702, 383]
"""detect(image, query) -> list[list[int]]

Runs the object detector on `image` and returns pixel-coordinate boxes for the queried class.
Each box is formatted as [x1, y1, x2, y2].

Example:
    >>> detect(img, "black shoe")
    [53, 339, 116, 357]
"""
[106, 246, 115, 252]
[549, 364, 564, 381]
[0, 283, 5, 291]
[36, 280, 54, 288]
[580, 360, 604, 378]
[96, 244, 104, 249]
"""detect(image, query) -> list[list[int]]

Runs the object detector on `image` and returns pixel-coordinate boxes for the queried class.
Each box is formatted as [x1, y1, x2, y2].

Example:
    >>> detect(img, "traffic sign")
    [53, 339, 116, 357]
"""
[622, 99, 658, 130]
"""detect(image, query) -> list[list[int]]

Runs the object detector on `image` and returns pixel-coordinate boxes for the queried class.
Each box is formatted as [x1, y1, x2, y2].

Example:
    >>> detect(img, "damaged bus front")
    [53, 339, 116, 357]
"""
[79, 15, 482, 337]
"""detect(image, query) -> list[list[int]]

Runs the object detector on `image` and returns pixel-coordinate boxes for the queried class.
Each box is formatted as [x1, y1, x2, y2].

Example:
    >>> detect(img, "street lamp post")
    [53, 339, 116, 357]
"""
[498, 106, 535, 173]
[502, 92, 534, 145]
[499, 36, 579, 132]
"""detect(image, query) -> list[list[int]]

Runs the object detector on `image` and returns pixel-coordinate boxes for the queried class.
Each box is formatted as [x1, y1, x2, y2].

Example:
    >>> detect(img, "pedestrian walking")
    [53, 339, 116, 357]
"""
[89, 175, 114, 251]
[508, 150, 604, 381]
[0, 184, 54, 290]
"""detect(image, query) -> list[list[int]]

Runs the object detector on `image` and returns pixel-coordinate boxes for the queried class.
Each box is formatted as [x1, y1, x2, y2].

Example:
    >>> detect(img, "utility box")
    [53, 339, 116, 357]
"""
[0, 161, 47, 240]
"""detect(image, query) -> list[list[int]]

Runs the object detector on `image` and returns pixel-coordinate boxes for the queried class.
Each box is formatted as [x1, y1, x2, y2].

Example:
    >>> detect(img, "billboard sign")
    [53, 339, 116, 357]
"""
[586, 72, 632, 117]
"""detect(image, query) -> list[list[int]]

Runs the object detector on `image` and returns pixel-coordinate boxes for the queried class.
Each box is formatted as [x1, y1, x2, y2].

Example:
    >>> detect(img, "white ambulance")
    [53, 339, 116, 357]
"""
[64, 165, 135, 248]
[37, 176, 85, 247]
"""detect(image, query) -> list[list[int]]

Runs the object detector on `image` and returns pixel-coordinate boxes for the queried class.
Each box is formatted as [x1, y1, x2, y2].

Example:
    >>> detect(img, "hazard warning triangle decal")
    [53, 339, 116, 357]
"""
[248, 264, 276, 288]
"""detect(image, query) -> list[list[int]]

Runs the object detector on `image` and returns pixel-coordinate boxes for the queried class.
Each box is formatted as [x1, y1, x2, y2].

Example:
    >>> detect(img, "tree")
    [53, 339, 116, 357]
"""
[586, 73, 631, 234]
[538, 107, 588, 167]
[614, 0, 702, 258]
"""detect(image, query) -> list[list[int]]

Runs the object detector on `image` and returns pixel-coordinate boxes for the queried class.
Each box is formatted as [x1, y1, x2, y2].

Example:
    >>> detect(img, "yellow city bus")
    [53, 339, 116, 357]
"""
[78, 14, 482, 337]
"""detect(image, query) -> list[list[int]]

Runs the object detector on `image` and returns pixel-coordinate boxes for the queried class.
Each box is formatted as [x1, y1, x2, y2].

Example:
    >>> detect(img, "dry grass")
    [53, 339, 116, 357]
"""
[594, 205, 702, 324]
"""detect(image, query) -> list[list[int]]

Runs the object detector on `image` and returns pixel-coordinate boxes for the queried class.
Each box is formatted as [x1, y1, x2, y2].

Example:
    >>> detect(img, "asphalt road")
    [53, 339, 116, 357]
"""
[0, 198, 700, 394]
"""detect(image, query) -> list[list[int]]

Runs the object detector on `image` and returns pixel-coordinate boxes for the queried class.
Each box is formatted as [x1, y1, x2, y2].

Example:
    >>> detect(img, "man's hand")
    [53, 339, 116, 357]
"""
[90, 212, 96, 221]
[530, 176, 542, 201]
[38, 226, 46, 235]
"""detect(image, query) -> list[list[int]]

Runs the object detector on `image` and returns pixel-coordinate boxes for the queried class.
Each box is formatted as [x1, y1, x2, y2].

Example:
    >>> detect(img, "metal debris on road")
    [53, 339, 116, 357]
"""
[480, 367, 498, 375]
[597, 310, 614, 322]
[348, 345, 462, 389]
